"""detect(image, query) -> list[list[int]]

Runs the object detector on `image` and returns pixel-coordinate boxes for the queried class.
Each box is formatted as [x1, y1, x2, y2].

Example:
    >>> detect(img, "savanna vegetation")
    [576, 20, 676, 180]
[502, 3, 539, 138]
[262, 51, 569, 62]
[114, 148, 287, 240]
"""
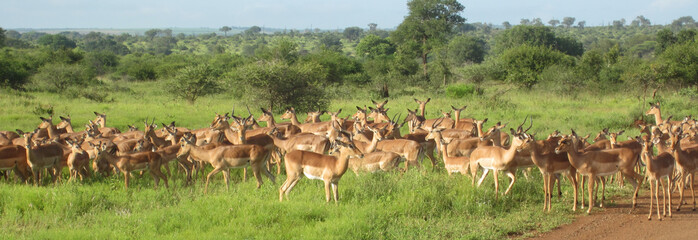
[1, 0, 698, 239]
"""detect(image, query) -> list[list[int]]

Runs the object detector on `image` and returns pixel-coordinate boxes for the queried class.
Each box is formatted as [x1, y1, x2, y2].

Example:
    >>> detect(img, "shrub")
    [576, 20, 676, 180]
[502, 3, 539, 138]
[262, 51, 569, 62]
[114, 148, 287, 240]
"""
[445, 84, 475, 98]
[31, 63, 95, 92]
[167, 64, 221, 104]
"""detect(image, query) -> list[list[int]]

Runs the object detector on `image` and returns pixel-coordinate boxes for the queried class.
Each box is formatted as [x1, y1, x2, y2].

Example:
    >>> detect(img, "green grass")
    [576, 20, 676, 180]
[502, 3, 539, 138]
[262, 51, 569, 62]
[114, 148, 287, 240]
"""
[0, 81, 696, 239]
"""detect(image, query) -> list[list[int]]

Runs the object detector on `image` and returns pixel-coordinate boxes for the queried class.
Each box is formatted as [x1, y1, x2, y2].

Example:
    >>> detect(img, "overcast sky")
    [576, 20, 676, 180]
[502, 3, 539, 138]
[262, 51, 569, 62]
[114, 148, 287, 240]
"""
[1, 0, 696, 29]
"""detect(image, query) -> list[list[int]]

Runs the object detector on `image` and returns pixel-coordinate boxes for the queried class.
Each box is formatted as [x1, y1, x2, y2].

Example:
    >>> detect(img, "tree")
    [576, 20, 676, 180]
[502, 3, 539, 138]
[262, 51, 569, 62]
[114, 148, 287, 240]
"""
[356, 34, 395, 59]
[0, 27, 5, 48]
[256, 38, 299, 63]
[236, 60, 328, 112]
[245, 26, 262, 35]
[656, 29, 677, 54]
[502, 21, 512, 29]
[548, 19, 560, 27]
[577, 21, 586, 29]
[562, 17, 576, 28]
[168, 64, 220, 104]
[499, 44, 575, 88]
[220, 26, 232, 36]
[343, 27, 363, 42]
[37, 34, 77, 50]
[520, 19, 531, 25]
[391, 0, 465, 80]
[677, 29, 697, 44]
[368, 23, 378, 31]
[631, 15, 651, 27]
[612, 19, 626, 29]
[531, 18, 544, 26]
[318, 34, 343, 52]
[671, 16, 696, 29]
[447, 34, 486, 64]
[32, 63, 94, 92]
[0, 50, 30, 89]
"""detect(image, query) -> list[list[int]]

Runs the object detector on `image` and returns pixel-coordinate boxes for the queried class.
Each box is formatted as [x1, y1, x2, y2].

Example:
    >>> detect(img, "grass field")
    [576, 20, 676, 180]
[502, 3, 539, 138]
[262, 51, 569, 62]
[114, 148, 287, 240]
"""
[0, 81, 695, 239]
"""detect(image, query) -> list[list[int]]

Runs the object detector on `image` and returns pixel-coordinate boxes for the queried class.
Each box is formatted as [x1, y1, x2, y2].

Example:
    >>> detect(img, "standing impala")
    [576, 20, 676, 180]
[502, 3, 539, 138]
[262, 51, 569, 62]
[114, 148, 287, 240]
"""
[637, 136, 674, 220]
[555, 131, 643, 214]
[469, 127, 531, 199]
[20, 129, 63, 186]
[279, 140, 363, 202]
[668, 128, 698, 211]
[94, 141, 169, 190]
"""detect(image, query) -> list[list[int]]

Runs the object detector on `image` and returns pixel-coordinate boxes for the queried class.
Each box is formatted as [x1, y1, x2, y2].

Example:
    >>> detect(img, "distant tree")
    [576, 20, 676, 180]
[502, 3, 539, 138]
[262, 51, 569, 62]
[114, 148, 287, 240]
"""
[499, 44, 575, 88]
[532, 18, 544, 26]
[368, 23, 378, 31]
[447, 34, 486, 64]
[520, 19, 530, 25]
[631, 15, 651, 27]
[577, 20, 586, 29]
[548, 19, 560, 27]
[83, 51, 118, 75]
[0, 50, 30, 89]
[391, 0, 465, 79]
[245, 26, 262, 35]
[655, 40, 698, 86]
[32, 63, 95, 92]
[220, 26, 232, 36]
[343, 26, 363, 42]
[82, 32, 130, 55]
[319, 34, 343, 52]
[495, 25, 583, 56]
[612, 19, 626, 29]
[671, 16, 696, 29]
[168, 64, 220, 104]
[257, 38, 299, 63]
[656, 28, 677, 54]
[356, 34, 395, 58]
[145, 29, 159, 40]
[562, 17, 576, 28]
[0, 27, 5, 47]
[37, 34, 77, 50]
[502, 21, 512, 29]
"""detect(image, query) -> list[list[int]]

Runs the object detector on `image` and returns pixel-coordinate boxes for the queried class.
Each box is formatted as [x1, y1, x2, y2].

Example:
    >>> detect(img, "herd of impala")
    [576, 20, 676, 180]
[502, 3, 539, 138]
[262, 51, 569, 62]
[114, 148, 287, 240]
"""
[1, 99, 697, 220]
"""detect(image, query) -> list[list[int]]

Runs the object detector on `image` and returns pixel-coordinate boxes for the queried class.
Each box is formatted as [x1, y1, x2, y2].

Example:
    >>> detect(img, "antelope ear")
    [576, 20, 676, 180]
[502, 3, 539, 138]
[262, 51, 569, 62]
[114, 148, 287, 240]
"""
[510, 128, 516, 135]
[356, 106, 362, 111]
[336, 109, 342, 114]
[483, 118, 488, 123]
[617, 130, 625, 135]
[570, 129, 578, 137]
[413, 98, 419, 103]
[426, 98, 431, 103]
[16, 129, 24, 135]
[94, 112, 100, 116]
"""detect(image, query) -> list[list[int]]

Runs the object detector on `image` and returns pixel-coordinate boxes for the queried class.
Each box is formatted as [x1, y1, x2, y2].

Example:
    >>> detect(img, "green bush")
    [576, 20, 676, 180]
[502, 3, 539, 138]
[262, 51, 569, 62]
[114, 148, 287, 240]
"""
[167, 64, 221, 104]
[31, 63, 95, 92]
[445, 84, 475, 98]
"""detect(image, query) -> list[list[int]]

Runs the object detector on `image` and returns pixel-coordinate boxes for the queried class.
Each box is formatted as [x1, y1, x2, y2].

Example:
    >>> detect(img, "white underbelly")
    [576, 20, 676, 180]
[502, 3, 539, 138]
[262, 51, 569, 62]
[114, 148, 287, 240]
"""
[303, 171, 323, 180]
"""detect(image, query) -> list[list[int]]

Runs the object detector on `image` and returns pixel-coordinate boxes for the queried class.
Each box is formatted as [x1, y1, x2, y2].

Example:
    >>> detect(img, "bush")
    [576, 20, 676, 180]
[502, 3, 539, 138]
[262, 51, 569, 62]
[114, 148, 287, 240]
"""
[167, 64, 221, 104]
[31, 63, 95, 92]
[445, 84, 475, 98]
[499, 44, 575, 88]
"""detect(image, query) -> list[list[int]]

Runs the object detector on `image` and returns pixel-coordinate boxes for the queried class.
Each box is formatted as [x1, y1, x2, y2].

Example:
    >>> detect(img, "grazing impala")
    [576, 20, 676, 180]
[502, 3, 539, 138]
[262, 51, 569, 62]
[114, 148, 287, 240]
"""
[637, 136, 674, 220]
[20, 129, 63, 186]
[279, 140, 363, 202]
[555, 131, 643, 214]
[176, 136, 275, 193]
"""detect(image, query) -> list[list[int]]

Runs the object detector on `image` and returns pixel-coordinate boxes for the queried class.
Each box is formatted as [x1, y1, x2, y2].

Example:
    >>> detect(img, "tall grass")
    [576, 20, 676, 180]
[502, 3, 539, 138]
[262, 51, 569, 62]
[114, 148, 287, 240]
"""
[0, 81, 695, 239]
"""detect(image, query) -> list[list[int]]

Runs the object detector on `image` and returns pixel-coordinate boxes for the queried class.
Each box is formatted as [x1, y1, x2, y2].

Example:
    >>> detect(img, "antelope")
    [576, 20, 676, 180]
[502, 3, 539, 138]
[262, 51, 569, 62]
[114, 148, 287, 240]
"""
[646, 102, 681, 126]
[20, 129, 63, 186]
[93, 142, 168, 190]
[469, 127, 532, 198]
[0, 145, 30, 183]
[371, 99, 388, 112]
[214, 115, 277, 172]
[555, 131, 643, 214]
[258, 108, 301, 137]
[92, 112, 121, 137]
[438, 138, 472, 176]
[414, 98, 430, 117]
[519, 133, 578, 212]
[304, 110, 325, 123]
[637, 136, 674, 220]
[176, 137, 274, 193]
[150, 128, 194, 182]
[668, 128, 698, 211]
[55, 116, 87, 140]
[451, 105, 475, 131]
[279, 140, 363, 202]
[65, 139, 90, 181]
[281, 107, 338, 136]
[143, 119, 170, 148]
[609, 130, 643, 185]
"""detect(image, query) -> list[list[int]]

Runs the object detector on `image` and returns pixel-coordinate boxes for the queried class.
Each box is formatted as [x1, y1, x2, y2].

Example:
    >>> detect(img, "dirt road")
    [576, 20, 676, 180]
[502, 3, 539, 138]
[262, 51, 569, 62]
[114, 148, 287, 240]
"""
[530, 184, 698, 240]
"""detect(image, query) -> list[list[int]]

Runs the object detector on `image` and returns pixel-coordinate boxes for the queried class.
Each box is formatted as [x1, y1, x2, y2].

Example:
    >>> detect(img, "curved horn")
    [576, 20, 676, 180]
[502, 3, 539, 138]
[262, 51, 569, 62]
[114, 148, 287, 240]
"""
[246, 105, 253, 118]
[517, 115, 528, 133]
[525, 117, 533, 133]
[432, 117, 443, 129]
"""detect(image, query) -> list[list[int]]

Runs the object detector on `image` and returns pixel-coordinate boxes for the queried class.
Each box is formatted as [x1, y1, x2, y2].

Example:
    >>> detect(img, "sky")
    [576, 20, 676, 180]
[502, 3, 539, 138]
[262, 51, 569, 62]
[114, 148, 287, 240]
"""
[1, 0, 696, 29]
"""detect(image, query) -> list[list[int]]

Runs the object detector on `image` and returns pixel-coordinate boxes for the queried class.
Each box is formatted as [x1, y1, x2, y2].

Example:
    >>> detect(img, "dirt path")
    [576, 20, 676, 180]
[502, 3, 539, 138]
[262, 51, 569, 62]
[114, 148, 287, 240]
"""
[530, 183, 698, 240]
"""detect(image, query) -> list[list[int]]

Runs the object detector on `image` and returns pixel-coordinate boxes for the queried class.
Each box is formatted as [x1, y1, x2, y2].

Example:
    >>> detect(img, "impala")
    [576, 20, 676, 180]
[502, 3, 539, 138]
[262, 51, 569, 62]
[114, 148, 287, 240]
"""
[304, 110, 325, 123]
[258, 108, 301, 137]
[451, 105, 475, 131]
[92, 112, 121, 137]
[176, 136, 275, 193]
[279, 140, 363, 202]
[646, 102, 681, 126]
[93, 142, 169, 190]
[637, 136, 674, 220]
[668, 128, 698, 211]
[469, 127, 531, 198]
[0, 144, 30, 183]
[281, 107, 339, 136]
[20, 129, 64, 186]
[519, 133, 578, 212]
[371, 99, 389, 112]
[65, 139, 90, 181]
[438, 138, 472, 176]
[555, 131, 643, 214]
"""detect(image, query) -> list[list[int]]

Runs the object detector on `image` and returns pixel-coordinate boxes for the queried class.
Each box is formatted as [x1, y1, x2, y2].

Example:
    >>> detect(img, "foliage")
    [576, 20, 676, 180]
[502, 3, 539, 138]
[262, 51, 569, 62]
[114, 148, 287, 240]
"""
[81, 32, 130, 55]
[301, 49, 363, 84]
[499, 44, 575, 88]
[654, 41, 698, 86]
[37, 34, 77, 50]
[495, 25, 583, 56]
[235, 60, 329, 112]
[343, 26, 363, 42]
[355, 34, 395, 59]
[31, 63, 95, 92]
[447, 34, 486, 64]
[256, 38, 299, 63]
[115, 54, 158, 81]
[391, 0, 465, 78]
[445, 83, 475, 98]
[0, 27, 5, 48]
[318, 34, 343, 52]
[0, 49, 31, 89]
[167, 64, 221, 104]
[82, 50, 118, 75]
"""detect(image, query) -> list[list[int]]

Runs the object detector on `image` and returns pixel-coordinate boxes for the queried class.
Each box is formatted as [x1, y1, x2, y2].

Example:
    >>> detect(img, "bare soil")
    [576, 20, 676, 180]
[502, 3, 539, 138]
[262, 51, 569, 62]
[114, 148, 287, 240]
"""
[529, 182, 698, 240]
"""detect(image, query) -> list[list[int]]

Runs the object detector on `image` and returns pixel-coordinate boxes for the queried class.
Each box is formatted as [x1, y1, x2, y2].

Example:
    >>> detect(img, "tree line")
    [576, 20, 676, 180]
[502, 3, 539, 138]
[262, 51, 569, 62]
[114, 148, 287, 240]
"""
[1, 0, 697, 111]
